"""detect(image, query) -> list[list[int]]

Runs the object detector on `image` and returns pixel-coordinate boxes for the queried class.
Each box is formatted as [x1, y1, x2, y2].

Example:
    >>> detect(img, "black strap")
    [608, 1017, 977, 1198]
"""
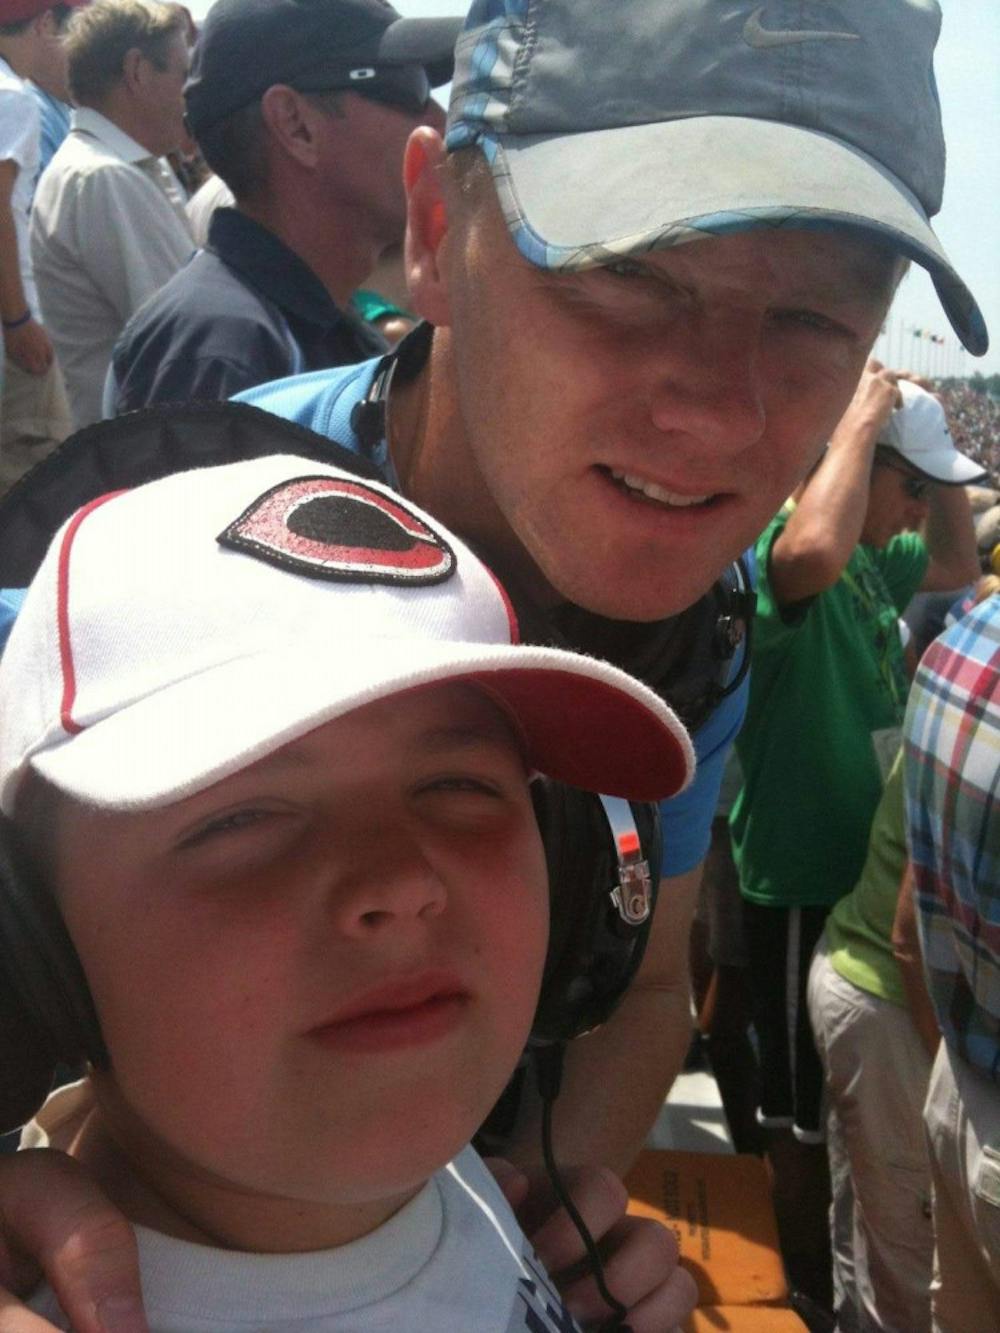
[0, 401, 386, 587]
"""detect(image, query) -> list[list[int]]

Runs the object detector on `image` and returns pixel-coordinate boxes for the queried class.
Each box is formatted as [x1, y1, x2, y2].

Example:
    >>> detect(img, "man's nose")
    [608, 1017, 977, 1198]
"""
[646, 312, 767, 455]
[906, 495, 931, 528]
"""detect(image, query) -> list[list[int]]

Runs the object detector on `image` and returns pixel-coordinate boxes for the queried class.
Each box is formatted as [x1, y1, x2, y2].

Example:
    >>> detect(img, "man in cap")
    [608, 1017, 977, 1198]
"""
[0, 1, 989, 1326]
[0, 0, 77, 492]
[730, 371, 981, 1302]
[30, 0, 194, 430]
[107, 0, 459, 413]
[233, 0, 986, 1174]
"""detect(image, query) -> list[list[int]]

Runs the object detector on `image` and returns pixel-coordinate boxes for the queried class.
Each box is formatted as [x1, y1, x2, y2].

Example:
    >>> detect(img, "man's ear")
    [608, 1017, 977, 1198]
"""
[259, 84, 323, 170]
[33, 9, 57, 38]
[404, 128, 452, 328]
[121, 46, 146, 97]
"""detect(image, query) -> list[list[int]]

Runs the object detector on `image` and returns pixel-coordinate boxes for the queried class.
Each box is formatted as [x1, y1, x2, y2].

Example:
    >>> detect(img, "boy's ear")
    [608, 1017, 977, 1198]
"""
[403, 128, 452, 328]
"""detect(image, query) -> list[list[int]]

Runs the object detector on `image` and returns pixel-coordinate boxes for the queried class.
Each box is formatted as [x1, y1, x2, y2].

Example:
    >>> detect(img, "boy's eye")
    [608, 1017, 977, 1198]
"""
[420, 776, 503, 798]
[177, 807, 274, 848]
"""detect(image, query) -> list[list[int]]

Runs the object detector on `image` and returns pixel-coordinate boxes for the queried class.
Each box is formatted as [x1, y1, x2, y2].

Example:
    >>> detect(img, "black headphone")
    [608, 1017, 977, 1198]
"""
[0, 404, 664, 1134]
[0, 819, 107, 1133]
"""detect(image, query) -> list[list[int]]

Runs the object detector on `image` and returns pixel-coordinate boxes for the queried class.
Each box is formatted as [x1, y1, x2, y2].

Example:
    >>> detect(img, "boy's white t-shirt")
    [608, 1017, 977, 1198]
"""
[25, 1087, 582, 1333]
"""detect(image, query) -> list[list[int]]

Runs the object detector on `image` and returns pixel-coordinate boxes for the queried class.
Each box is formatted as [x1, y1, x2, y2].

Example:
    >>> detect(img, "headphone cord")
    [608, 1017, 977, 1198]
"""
[534, 1043, 633, 1333]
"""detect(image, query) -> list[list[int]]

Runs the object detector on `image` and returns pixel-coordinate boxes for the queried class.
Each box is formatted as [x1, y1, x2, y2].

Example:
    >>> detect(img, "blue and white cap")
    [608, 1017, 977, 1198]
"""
[446, 0, 987, 356]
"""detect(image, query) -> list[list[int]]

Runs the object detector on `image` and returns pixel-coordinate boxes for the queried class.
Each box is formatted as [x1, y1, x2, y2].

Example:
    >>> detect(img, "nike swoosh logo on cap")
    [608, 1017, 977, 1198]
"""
[742, 6, 859, 48]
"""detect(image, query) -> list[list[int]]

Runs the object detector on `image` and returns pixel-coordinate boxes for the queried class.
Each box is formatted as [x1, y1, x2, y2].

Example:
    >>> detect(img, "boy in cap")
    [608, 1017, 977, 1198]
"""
[0, 448, 696, 1331]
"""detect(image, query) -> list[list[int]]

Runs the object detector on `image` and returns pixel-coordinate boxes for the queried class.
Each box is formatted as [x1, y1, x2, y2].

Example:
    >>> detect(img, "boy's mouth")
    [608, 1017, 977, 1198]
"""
[306, 973, 471, 1054]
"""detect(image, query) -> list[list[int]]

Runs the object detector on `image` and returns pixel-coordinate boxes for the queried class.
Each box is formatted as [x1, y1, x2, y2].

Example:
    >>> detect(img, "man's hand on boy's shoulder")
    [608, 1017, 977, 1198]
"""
[487, 1157, 697, 1332]
[0, 1149, 694, 1333]
[0, 1148, 146, 1333]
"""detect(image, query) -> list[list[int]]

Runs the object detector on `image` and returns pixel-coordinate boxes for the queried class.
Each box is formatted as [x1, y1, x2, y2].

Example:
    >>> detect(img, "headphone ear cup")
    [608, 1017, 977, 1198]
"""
[0, 818, 106, 1133]
[530, 780, 660, 1045]
[0, 954, 62, 1136]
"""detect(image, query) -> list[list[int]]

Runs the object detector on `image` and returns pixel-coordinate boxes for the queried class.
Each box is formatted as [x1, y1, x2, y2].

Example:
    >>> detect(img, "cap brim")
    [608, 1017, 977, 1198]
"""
[882, 447, 988, 486]
[28, 637, 694, 811]
[483, 115, 988, 355]
[377, 16, 462, 86]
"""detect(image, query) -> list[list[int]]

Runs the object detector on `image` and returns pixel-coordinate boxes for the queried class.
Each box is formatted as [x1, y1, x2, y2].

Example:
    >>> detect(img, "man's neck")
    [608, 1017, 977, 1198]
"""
[0, 37, 34, 81]
[84, 93, 159, 157]
[238, 194, 385, 310]
[29, 67, 68, 101]
[387, 328, 560, 609]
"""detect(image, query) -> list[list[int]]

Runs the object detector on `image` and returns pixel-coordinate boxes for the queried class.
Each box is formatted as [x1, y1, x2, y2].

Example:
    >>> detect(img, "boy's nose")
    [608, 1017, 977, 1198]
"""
[327, 838, 448, 937]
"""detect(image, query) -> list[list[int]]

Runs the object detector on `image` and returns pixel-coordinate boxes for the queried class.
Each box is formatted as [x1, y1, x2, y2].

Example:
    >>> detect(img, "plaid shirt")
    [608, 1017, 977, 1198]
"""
[904, 594, 1000, 1081]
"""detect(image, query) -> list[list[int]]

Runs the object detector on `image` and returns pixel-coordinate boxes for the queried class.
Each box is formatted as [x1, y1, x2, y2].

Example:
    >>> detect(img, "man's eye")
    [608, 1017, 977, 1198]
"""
[773, 308, 849, 336]
[601, 259, 647, 281]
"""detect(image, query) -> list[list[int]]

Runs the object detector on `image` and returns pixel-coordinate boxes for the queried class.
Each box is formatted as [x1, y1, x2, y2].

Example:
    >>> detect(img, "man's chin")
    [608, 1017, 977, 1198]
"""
[556, 574, 721, 623]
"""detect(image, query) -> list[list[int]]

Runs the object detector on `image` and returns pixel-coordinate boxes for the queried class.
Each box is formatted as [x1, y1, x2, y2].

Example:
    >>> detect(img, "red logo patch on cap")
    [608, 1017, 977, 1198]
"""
[218, 476, 455, 585]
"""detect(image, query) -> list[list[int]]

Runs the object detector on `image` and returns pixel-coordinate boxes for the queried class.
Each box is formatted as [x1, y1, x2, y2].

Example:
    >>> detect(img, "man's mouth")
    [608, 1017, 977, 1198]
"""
[607, 467, 713, 509]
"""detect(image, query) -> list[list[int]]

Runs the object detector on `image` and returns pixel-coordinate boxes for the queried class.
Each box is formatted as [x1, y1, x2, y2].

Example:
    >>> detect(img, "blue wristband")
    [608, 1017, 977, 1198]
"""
[2, 309, 31, 331]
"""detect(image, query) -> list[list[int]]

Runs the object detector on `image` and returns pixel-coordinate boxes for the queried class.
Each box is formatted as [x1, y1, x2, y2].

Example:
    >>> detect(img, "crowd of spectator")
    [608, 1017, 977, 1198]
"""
[936, 381, 1000, 484]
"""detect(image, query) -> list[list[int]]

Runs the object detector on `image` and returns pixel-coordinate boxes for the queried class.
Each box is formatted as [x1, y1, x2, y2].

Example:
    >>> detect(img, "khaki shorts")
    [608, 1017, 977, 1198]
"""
[0, 356, 72, 495]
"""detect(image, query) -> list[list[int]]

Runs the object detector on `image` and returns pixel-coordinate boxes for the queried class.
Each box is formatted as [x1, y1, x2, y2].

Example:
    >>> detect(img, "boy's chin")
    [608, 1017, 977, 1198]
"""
[83, 1075, 496, 1250]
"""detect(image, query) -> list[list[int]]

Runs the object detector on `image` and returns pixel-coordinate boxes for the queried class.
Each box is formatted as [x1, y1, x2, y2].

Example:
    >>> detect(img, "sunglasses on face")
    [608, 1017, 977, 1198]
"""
[875, 456, 930, 501]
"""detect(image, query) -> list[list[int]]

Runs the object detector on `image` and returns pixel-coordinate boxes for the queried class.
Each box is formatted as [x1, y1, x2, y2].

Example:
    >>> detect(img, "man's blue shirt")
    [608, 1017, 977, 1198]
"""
[0, 590, 25, 645]
[28, 84, 70, 178]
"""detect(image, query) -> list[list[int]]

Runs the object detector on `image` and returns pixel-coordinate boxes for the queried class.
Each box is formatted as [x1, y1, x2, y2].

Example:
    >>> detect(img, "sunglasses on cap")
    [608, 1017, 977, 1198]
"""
[297, 63, 432, 116]
[874, 455, 931, 502]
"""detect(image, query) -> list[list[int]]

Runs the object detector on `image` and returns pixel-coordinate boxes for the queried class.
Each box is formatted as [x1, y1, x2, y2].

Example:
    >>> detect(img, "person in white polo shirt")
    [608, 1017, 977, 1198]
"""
[31, 0, 193, 429]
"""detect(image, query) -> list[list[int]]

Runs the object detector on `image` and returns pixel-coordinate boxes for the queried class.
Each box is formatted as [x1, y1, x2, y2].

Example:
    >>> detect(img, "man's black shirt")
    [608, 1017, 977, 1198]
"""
[109, 208, 387, 415]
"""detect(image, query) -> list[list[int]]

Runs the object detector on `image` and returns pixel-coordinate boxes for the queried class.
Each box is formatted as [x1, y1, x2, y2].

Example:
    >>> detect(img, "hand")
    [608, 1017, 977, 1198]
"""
[830, 358, 901, 450]
[0, 1149, 147, 1333]
[3, 320, 53, 376]
[487, 1157, 697, 1332]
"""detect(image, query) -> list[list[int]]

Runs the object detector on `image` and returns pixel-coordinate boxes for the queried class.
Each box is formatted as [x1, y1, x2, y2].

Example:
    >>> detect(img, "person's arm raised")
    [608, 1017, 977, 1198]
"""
[0, 1150, 146, 1333]
[767, 361, 900, 608]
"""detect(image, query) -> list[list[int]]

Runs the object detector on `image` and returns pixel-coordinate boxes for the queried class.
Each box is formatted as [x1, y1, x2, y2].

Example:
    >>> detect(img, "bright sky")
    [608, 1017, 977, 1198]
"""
[185, 0, 1000, 376]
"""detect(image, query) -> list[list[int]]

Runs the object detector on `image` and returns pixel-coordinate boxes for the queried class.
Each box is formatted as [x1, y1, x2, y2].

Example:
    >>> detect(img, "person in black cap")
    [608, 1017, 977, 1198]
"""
[106, 0, 458, 415]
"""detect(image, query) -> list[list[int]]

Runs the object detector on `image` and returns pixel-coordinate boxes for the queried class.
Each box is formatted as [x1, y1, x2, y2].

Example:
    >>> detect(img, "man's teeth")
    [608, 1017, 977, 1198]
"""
[610, 470, 710, 507]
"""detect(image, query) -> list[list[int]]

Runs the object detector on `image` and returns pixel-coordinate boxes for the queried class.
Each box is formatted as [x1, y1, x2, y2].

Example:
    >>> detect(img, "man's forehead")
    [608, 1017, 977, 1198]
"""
[600, 228, 898, 299]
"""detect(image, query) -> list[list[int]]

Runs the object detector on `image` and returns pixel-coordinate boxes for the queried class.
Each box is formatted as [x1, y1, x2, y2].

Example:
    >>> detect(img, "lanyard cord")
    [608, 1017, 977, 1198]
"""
[534, 1044, 633, 1332]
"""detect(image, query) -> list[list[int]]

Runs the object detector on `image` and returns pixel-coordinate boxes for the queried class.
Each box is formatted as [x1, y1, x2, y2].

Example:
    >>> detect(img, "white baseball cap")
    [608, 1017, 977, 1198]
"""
[878, 381, 987, 485]
[0, 455, 695, 814]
